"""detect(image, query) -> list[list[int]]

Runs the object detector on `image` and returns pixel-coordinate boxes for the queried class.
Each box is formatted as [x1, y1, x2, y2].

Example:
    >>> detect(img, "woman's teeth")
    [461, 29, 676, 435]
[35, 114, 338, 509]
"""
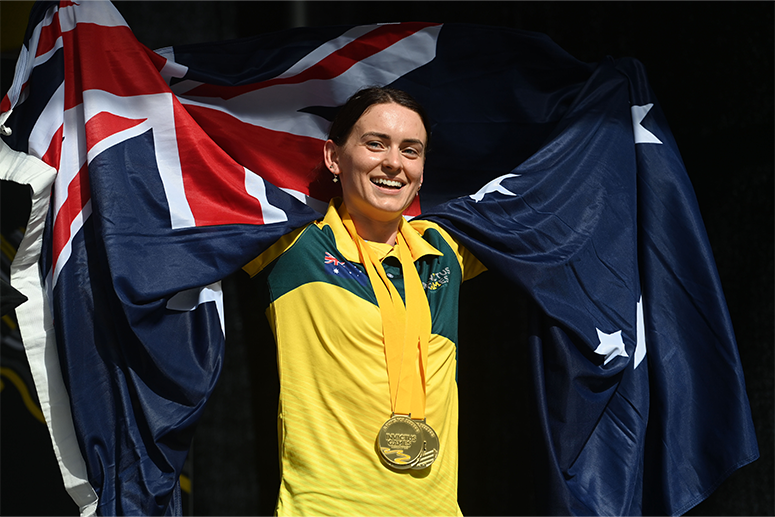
[372, 178, 403, 189]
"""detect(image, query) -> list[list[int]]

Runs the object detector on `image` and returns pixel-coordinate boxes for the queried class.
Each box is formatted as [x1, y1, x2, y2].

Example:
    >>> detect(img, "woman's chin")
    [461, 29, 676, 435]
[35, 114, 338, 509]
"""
[346, 193, 411, 221]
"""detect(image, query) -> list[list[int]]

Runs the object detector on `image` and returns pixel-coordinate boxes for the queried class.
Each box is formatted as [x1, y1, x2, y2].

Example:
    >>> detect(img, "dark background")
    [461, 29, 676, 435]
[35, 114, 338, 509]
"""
[0, 2, 772, 515]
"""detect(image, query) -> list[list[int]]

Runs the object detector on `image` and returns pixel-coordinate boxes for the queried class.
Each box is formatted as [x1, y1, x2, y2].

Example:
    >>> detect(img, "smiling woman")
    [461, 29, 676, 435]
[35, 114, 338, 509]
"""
[242, 86, 486, 516]
[324, 89, 428, 243]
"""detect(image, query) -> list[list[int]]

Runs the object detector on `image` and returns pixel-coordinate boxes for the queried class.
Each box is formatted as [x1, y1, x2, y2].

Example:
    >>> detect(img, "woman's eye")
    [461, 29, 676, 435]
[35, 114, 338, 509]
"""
[367, 141, 384, 149]
[402, 147, 420, 157]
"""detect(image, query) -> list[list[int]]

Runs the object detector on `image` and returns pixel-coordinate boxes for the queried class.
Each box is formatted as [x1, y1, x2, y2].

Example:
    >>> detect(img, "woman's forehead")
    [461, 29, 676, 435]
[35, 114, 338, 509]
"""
[352, 103, 427, 142]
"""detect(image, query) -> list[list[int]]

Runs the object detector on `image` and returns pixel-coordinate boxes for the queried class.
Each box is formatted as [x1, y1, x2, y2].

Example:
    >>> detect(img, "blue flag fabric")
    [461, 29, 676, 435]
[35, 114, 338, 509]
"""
[1, 1, 758, 515]
[422, 56, 761, 515]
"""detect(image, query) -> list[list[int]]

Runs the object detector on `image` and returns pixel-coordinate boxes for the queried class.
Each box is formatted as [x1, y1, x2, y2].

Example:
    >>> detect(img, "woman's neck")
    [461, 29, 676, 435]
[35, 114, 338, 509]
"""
[348, 210, 401, 245]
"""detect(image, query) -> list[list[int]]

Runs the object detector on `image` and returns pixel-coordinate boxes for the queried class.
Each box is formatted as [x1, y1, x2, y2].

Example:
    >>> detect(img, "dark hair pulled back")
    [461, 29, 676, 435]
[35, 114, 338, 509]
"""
[327, 86, 431, 152]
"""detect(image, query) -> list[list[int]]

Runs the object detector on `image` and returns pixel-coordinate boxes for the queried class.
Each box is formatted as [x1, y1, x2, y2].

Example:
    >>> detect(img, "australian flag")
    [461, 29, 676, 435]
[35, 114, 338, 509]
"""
[1, 1, 758, 515]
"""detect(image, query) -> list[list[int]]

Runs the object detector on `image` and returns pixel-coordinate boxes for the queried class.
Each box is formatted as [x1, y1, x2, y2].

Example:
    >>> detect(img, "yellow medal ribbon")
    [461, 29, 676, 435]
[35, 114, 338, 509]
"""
[340, 206, 431, 420]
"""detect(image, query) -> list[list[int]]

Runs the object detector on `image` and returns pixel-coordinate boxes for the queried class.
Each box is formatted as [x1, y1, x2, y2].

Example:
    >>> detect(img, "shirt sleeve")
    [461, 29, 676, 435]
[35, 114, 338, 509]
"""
[242, 225, 307, 278]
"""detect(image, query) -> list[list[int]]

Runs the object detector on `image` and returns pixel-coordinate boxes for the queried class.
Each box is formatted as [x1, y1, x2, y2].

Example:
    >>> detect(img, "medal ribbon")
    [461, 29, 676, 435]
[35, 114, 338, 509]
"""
[341, 208, 431, 420]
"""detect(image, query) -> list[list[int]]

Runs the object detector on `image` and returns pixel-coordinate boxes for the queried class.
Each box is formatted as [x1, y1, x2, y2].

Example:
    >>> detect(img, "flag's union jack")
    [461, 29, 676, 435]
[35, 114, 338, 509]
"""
[324, 252, 345, 267]
[8, 2, 439, 292]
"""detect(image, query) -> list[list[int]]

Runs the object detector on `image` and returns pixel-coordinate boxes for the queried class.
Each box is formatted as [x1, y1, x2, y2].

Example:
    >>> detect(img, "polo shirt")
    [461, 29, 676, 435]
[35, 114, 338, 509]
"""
[243, 199, 485, 516]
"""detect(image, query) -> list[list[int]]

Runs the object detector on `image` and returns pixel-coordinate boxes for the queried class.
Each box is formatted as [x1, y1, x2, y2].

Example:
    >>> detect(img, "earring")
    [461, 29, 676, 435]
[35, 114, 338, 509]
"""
[332, 175, 339, 183]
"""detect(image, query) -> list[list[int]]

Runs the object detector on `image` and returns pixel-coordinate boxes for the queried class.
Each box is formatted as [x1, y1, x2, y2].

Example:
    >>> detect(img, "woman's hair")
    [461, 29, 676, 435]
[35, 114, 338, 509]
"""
[327, 86, 431, 152]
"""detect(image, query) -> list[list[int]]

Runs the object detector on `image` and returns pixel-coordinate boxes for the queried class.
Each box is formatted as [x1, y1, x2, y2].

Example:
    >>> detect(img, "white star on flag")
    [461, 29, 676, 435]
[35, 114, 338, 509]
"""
[594, 328, 629, 366]
[631, 103, 663, 144]
[469, 173, 520, 202]
[634, 295, 647, 369]
[166, 282, 225, 337]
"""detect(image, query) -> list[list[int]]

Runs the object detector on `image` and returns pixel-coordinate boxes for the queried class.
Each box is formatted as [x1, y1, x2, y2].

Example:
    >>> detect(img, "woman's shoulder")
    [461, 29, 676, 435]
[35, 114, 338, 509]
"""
[409, 218, 487, 281]
[242, 222, 320, 278]
[409, 218, 451, 242]
[408, 218, 461, 254]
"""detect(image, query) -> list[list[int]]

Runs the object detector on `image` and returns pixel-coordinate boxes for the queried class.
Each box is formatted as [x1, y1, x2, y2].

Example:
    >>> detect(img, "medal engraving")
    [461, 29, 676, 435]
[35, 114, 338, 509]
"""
[412, 420, 440, 470]
[377, 416, 423, 470]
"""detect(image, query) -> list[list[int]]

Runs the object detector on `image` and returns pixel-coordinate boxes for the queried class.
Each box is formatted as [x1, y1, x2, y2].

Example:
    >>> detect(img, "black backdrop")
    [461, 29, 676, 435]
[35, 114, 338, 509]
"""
[0, 2, 772, 515]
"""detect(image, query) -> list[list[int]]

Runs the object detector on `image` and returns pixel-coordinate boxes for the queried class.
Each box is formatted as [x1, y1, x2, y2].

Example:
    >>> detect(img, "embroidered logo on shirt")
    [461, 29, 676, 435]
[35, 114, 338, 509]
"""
[424, 267, 451, 291]
[323, 252, 369, 287]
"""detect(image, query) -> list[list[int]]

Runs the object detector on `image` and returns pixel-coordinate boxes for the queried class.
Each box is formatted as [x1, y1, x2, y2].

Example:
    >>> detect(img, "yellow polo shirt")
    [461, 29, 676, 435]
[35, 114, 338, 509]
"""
[244, 199, 485, 516]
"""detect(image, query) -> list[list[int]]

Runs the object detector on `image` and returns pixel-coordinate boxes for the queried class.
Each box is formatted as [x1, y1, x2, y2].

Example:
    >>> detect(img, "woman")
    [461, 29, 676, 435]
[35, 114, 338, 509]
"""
[243, 87, 485, 515]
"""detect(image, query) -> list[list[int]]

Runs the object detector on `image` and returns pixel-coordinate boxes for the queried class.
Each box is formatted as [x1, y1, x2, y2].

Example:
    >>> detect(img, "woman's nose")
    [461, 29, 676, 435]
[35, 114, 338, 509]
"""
[383, 147, 402, 171]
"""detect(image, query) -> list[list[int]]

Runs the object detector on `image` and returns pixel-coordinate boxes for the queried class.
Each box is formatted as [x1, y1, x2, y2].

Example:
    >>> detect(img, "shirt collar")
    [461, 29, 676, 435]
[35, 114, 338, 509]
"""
[320, 198, 443, 264]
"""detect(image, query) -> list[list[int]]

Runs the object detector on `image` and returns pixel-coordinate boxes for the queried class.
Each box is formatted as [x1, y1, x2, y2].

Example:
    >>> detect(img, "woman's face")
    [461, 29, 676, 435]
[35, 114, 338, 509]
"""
[325, 102, 426, 226]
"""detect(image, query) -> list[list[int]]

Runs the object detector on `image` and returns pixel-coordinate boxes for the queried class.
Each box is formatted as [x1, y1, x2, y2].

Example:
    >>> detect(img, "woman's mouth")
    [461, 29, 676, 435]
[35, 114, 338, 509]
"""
[371, 178, 404, 189]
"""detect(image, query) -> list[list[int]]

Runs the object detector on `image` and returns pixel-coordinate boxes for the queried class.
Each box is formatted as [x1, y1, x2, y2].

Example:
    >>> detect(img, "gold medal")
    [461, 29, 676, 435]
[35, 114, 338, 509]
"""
[377, 415, 423, 470]
[412, 420, 439, 470]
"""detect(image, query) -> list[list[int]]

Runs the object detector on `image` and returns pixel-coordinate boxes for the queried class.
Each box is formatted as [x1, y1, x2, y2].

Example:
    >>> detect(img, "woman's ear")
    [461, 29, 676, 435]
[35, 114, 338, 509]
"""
[323, 140, 338, 174]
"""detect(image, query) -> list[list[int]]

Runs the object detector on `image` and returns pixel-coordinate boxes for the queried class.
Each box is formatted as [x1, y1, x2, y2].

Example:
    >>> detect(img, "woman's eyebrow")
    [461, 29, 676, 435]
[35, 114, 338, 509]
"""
[360, 132, 424, 149]
[402, 138, 425, 149]
[360, 131, 390, 140]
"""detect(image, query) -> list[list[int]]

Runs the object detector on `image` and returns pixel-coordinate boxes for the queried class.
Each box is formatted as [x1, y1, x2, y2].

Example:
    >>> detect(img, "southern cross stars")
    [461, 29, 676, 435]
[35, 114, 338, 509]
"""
[594, 296, 647, 369]
[594, 328, 628, 366]
[631, 103, 662, 145]
[470, 173, 520, 202]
